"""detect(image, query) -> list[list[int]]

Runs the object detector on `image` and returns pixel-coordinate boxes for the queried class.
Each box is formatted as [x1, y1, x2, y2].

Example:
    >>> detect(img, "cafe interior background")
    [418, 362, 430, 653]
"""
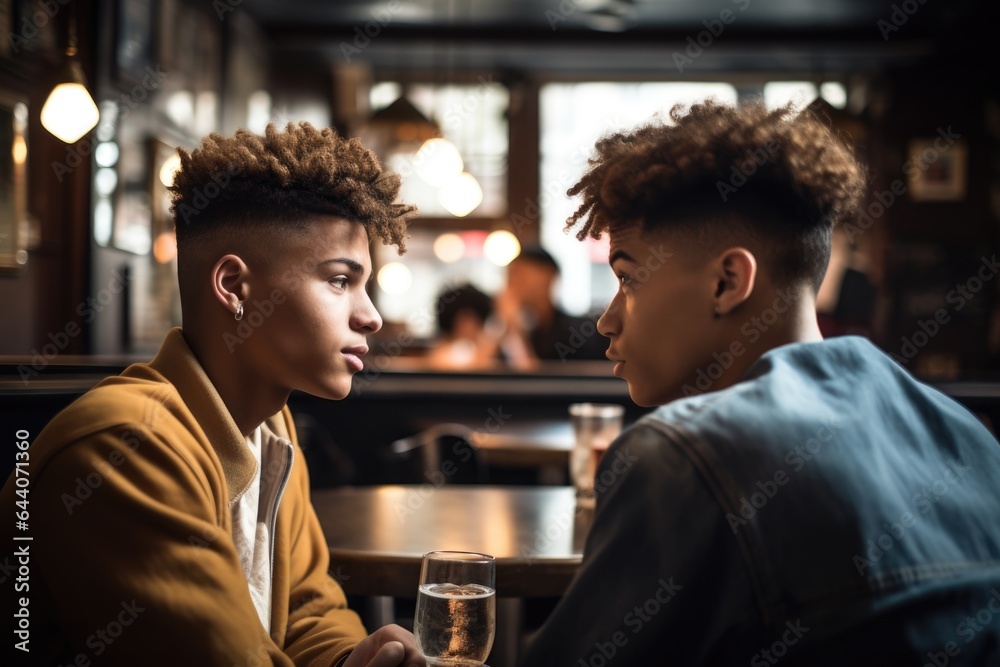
[1, 0, 999, 482]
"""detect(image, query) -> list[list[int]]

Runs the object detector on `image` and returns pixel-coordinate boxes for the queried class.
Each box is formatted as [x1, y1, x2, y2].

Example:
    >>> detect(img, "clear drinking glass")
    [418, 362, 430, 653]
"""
[414, 551, 496, 666]
[569, 403, 624, 507]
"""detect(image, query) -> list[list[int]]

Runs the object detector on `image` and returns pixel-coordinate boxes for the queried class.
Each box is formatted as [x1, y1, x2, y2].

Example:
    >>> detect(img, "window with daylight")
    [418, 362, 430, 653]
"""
[763, 81, 847, 111]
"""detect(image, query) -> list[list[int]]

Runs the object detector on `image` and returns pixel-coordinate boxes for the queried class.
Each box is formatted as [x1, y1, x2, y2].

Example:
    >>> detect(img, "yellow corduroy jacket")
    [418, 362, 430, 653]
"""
[1, 328, 367, 666]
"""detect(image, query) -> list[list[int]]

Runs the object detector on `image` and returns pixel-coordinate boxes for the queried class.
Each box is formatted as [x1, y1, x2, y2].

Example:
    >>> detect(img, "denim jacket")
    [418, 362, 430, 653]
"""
[522, 336, 1000, 666]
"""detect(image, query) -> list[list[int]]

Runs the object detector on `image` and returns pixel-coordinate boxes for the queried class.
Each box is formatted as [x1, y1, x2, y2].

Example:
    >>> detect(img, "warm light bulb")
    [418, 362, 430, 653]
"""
[377, 262, 413, 295]
[41, 83, 100, 144]
[11, 137, 26, 165]
[159, 152, 182, 187]
[439, 172, 483, 217]
[153, 231, 177, 264]
[433, 233, 466, 263]
[484, 230, 521, 267]
[414, 138, 464, 187]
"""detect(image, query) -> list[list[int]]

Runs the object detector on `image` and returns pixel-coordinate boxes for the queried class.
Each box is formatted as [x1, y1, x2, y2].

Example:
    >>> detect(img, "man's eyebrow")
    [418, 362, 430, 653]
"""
[319, 258, 364, 274]
[609, 250, 637, 266]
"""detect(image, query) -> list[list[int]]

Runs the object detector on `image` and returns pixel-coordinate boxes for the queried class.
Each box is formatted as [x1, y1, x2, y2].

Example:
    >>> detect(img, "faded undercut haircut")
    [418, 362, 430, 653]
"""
[566, 100, 865, 292]
[168, 122, 414, 253]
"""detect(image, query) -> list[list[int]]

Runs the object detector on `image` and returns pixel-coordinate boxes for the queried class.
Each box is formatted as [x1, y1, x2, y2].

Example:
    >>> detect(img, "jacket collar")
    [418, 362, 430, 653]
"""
[148, 327, 289, 506]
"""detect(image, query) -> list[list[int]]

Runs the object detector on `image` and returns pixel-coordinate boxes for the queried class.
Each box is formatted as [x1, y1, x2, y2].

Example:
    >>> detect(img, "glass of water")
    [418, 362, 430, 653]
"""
[414, 551, 496, 666]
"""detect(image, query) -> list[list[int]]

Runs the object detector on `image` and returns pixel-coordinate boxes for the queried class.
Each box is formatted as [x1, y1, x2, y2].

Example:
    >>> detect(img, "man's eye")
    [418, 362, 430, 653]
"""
[329, 276, 349, 290]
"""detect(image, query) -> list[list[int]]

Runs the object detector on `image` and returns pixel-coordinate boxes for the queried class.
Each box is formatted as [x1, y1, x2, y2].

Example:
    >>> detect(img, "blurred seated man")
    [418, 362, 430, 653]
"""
[425, 283, 500, 370]
[495, 247, 608, 368]
[522, 101, 1000, 665]
[1, 124, 424, 666]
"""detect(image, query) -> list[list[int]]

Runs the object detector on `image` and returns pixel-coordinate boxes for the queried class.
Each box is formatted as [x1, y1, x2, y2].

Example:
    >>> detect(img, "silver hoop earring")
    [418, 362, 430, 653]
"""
[235, 302, 244, 321]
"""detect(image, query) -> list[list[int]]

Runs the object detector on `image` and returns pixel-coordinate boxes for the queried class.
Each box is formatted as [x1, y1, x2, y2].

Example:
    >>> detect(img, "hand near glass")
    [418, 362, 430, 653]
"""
[414, 551, 496, 666]
[343, 623, 426, 667]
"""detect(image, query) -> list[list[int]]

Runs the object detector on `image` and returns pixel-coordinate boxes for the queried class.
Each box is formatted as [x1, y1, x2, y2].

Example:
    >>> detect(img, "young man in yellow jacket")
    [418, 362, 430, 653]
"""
[1, 123, 424, 666]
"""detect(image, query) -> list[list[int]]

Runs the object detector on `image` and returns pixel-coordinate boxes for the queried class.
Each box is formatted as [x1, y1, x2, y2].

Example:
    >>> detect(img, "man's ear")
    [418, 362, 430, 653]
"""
[210, 254, 251, 317]
[712, 247, 757, 315]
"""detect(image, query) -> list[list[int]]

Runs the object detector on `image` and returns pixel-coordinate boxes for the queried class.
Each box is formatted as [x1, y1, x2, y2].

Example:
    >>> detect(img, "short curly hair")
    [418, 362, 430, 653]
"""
[169, 122, 414, 252]
[566, 100, 865, 291]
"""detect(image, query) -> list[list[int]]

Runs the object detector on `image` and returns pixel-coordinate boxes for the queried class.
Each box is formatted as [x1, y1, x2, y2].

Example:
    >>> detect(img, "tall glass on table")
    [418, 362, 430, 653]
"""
[414, 550, 496, 666]
[569, 403, 624, 508]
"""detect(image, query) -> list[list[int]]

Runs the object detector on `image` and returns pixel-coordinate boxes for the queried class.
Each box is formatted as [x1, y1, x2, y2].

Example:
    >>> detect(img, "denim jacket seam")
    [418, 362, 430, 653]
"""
[640, 415, 778, 625]
[863, 560, 1000, 594]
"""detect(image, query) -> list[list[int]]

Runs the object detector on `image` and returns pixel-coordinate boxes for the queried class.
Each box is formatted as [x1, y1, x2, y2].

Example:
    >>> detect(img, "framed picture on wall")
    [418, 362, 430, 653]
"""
[908, 138, 968, 201]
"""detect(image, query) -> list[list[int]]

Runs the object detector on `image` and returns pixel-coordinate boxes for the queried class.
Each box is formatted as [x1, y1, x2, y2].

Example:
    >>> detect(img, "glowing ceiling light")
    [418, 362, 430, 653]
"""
[439, 172, 483, 217]
[41, 80, 99, 144]
[483, 230, 521, 267]
[41, 19, 99, 144]
[159, 152, 182, 188]
[414, 137, 464, 187]
[153, 231, 177, 264]
[433, 233, 466, 263]
[11, 137, 26, 165]
[377, 262, 413, 295]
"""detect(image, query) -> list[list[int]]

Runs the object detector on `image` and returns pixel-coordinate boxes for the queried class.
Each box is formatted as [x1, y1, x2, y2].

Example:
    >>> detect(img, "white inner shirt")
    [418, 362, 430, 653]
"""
[232, 426, 275, 631]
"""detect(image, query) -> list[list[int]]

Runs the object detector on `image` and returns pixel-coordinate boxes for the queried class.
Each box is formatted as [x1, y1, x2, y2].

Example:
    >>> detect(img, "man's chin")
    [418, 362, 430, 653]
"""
[330, 379, 355, 400]
[301, 375, 354, 401]
[626, 384, 670, 408]
[624, 376, 690, 408]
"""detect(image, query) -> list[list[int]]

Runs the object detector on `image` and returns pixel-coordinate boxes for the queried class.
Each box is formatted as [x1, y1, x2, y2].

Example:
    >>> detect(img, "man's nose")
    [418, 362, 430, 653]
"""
[597, 296, 621, 338]
[352, 290, 383, 334]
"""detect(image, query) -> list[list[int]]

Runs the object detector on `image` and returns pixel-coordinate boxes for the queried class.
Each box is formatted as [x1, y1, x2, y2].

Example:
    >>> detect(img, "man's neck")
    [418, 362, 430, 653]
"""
[714, 297, 824, 392]
[183, 325, 290, 438]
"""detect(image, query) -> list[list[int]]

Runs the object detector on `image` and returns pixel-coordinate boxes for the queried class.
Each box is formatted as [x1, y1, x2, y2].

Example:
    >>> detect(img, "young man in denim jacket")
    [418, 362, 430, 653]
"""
[523, 101, 1000, 666]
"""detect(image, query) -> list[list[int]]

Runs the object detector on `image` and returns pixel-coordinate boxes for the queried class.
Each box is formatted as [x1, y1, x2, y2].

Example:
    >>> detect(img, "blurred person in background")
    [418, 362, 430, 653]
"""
[425, 283, 500, 370]
[495, 247, 608, 367]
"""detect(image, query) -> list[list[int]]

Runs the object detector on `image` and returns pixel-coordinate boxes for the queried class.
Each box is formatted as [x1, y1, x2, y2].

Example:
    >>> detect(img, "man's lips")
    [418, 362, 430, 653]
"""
[342, 346, 368, 372]
[607, 352, 625, 377]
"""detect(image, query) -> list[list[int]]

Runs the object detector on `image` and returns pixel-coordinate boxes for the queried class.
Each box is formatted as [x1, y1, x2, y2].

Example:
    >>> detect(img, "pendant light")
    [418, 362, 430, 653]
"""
[40, 9, 99, 144]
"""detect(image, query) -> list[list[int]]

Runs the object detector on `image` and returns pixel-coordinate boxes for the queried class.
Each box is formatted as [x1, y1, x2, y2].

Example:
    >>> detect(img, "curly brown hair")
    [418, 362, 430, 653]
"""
[566, 100, 865, 291]
[169, 122, 414, 252]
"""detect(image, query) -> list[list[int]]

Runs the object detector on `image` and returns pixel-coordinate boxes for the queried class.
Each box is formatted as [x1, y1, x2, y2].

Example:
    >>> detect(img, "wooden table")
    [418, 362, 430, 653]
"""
[312, 485, 592, 599]
[312, 485, 593, 667]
